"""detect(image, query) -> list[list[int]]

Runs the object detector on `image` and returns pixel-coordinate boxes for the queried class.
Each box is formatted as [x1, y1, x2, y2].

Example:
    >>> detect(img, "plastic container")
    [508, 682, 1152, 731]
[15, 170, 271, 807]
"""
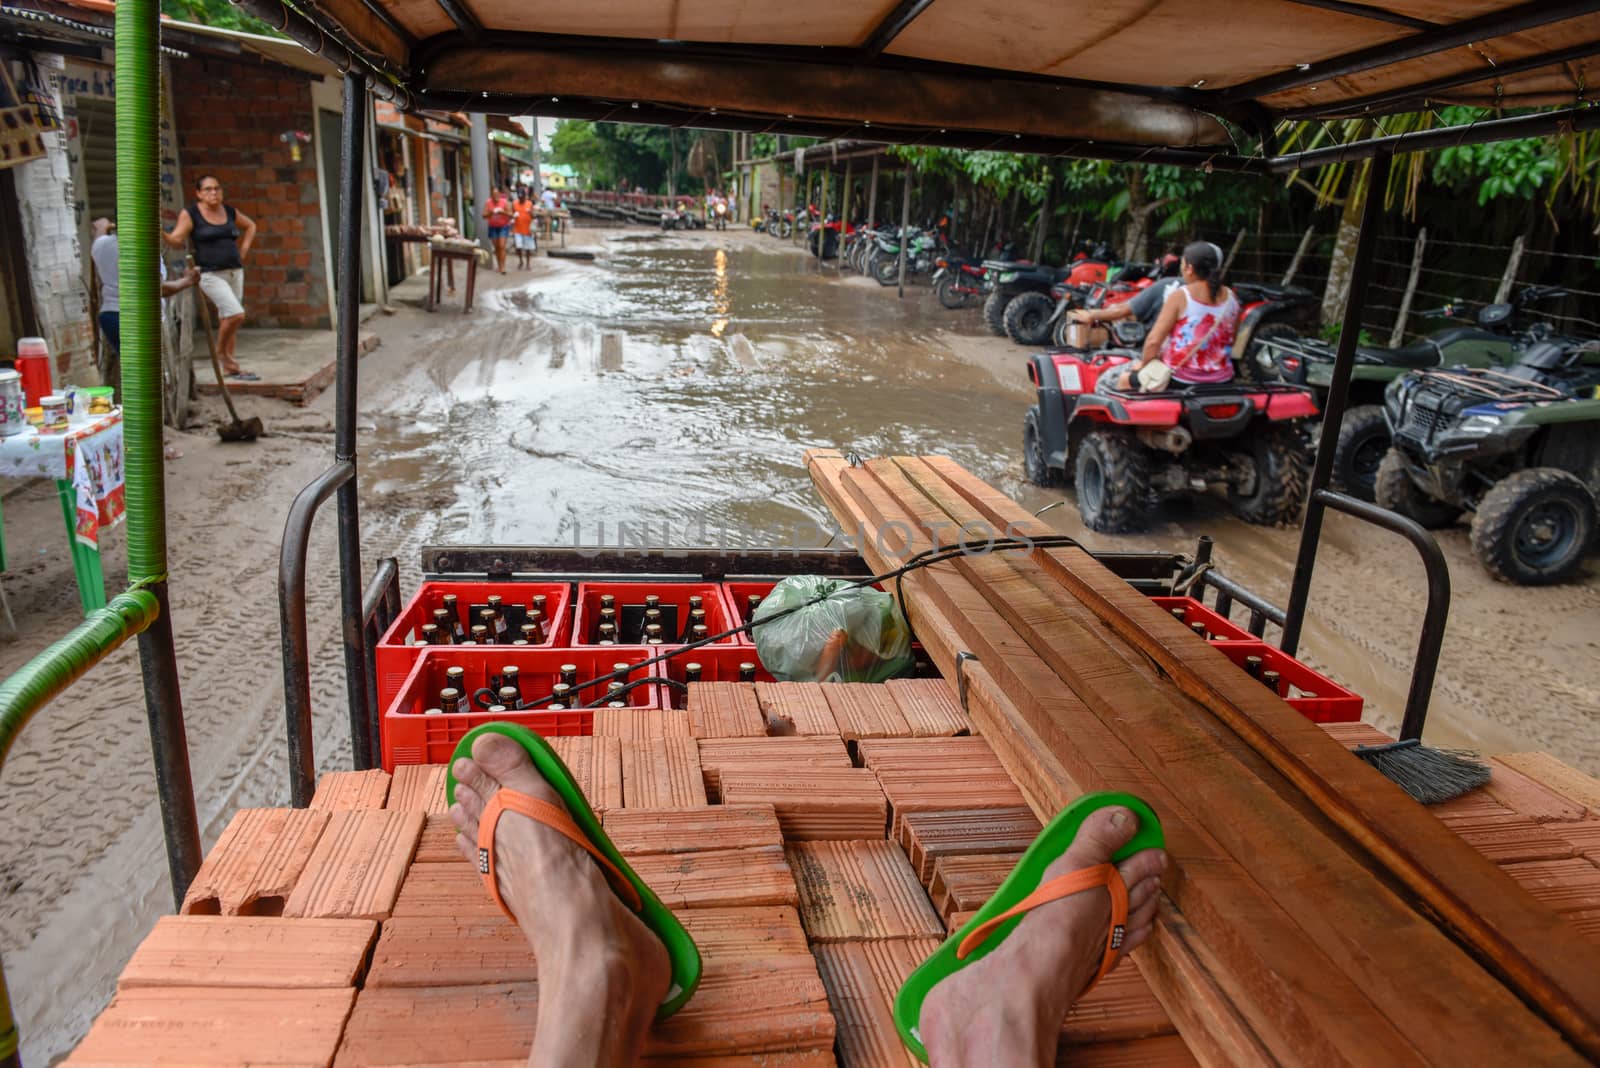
[83, 386, 115, 415]
[724, 581, 776, 646]
[374, 580, 572, 711]
[40, 395, 70, 433]
[1149, 596, 1258, 643]
[15, 337, 51, 407]
[0, 369, 26, 438]
[572, 581, 739, 647]
[1208, 641, 1363, 723]
[381, 647, 663, 769]
[650, 645, 775, 708]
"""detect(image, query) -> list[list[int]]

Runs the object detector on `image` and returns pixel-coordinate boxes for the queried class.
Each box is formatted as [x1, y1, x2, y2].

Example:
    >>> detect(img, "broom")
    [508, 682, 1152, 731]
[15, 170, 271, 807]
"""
[1353, 738, 1491, 805]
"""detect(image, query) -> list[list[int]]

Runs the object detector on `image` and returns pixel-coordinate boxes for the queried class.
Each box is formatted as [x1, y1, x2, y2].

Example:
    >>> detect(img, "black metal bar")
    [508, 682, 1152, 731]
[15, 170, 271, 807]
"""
[135, 582, 204, 907]
[226, 0, 408, 105]
[1249, 610, 1266, 636]
[352, 0, 417, 50]
[1220, 0, 1600, 104]
[433, 0, 484, 42]
[861, 0, 937, 56]
[1278, 39, 1600, 120]
[278, 460, 354, 807]
[360, 557, 400, 737]
[1282, 149, 1391, 657]
[1280, 0, 1433, 30]
[1212, 589, 1234, 620]
[334, 73, 374, 772]
[1201, 570, 1287, 627]
[1311, 489, 1450, 740]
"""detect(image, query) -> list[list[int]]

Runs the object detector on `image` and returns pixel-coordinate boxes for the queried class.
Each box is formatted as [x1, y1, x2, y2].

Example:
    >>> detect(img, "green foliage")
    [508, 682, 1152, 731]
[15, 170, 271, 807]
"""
[1432, 109, 1558, 205]
[160, 0, 280, 36]
[548, 121, 735, 193]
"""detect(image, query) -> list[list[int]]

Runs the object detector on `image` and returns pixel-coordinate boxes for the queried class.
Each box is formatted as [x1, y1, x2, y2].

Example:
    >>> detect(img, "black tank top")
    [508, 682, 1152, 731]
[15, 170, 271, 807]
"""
[187, 203, 242, 271]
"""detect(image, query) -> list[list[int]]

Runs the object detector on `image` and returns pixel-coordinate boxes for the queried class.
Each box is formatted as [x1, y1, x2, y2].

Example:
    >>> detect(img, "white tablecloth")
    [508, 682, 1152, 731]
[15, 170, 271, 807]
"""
[0, 410, 126, 546]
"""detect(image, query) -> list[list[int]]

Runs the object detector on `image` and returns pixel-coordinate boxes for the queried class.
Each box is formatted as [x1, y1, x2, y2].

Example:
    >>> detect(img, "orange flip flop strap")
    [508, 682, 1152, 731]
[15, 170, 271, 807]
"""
[476, 791, 643, 922]
[956, 863, 1128, 991]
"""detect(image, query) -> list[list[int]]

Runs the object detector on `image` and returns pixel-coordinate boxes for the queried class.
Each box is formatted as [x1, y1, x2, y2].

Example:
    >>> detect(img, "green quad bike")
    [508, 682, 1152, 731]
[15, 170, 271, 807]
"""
[1253, 285, 1567, 501]
[1377, 334, 1600, 585]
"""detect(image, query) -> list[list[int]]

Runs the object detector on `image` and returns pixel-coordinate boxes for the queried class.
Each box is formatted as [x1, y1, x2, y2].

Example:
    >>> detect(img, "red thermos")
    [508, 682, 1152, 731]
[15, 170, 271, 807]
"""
[15, 337, 52, 408]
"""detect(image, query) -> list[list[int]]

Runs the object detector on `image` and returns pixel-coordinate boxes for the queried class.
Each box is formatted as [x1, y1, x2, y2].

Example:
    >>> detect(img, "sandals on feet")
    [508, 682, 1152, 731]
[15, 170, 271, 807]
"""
[893, 791, 1165, 1062]
[446, 722, 702, 1018]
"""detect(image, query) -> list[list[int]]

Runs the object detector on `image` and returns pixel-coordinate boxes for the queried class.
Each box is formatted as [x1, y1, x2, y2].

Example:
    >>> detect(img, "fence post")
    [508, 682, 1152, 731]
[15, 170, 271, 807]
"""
[1495, 234, 1526, 303]
[1222, 228, 1247, 275]
[1281, 225, 1315, 286]
[1390, 227, 1427, 346]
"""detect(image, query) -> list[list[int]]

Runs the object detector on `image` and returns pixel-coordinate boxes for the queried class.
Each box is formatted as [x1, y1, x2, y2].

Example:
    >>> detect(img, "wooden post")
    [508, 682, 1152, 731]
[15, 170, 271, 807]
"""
[897, 166, 913, 298]
[1222, 228, 1247, 275]
[1495, 233, 1526, 303]
[1029, 177, 1053, 263]
[816, 167, 829, 265]
[867, 155, 880, 230]
[1281, 225, 1315, 286]
[1389, 228, 1427, 346]
[840, 157, 853, 270]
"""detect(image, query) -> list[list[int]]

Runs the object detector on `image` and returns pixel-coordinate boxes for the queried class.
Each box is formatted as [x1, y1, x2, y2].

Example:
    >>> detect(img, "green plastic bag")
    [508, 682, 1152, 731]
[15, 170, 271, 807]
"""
[751, 575, 915, 683]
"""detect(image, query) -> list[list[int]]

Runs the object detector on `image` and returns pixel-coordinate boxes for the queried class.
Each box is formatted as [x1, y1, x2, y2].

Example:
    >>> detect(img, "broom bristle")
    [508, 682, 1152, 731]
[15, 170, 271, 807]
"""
[1354, 739, 1492, 805]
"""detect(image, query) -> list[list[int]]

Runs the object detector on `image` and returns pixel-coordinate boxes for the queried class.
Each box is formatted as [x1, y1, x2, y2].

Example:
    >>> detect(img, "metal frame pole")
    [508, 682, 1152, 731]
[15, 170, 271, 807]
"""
[335, 73, 374, 769]
[1281, 150, 1391, 656]
[897, 166, 911, 297]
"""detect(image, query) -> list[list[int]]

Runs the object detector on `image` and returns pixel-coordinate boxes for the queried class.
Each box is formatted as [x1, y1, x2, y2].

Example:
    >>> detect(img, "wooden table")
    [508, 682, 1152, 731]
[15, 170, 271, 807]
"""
[534, 209, 569, 248]
[427, 247, 479, 312]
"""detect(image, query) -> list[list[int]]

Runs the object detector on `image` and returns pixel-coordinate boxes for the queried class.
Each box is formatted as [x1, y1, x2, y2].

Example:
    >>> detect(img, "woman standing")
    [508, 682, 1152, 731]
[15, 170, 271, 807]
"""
[164, 174, 259, 380]
[483, 187, 513, 274]
[1106, 241, 1238, 393]
[511, 188, 537, 269]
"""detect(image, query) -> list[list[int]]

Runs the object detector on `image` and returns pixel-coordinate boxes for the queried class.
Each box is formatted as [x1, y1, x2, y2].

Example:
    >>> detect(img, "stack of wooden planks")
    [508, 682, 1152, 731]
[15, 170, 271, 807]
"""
[806, 449, 1600, 1066]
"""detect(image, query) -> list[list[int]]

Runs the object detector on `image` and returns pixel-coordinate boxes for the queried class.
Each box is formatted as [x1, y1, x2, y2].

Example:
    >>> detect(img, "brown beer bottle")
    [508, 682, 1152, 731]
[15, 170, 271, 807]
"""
[597, 622, 618, 645]
[420, 623, 441, 645]
[498, 685, 522, 711]
[738, 661, 757, 682]
[611, 661, 631, 682]
[531, 593, 548, 615]
[1170, 606, 1186, 624]
[600, 593, 616, 611]
[445, 665, 467, 691]
[520, 621, 542, 644]
[682, 608, 708, 642]
[1243, 655, 1264, 679]
[644, 624, 665, 645]
[559, 663, 578, 688]
[691, 624, 710, 643]
[551, 683, 573, 709]
[607, 681, 627, 703]
[442, 594, 467, 641]
[1261, 669, 1283, 696]
[685, 662, 703, 684]
[479, 608, 503, 643]
[424, 706, 443, 716]
[746, 592, 762, 619]
[468, 624, 488, 645]
[525, 610, 546, 643]
[431, 608, 455, 643]
[1191, 621, 1208, 639]
[439, 686, 468, 714]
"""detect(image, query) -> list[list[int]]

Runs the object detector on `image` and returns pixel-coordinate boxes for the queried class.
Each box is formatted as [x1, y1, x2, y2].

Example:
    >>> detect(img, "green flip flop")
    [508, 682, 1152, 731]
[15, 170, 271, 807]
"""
[446, 722, 702, 1018]
[893, 791, 1165, 1061]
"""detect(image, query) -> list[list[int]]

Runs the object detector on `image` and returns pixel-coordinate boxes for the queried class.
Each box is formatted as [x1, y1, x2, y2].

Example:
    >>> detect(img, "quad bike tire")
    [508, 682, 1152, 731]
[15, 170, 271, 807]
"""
[1470, 467, 1597, 586]
[1074, 429, 1149, 532]
[1023, 407, 1059, 487]
[1051, 313, 1076, 350]
[936, 274, 971, 309]
[1374, 448, 1462, 529]
[1228, 425, 1310, 526]
[1004, 291, 1056, 346]
[1331, 404, 1391, 502]
[1243, 321, 1300, 384]
[983, 288, 1013, 336]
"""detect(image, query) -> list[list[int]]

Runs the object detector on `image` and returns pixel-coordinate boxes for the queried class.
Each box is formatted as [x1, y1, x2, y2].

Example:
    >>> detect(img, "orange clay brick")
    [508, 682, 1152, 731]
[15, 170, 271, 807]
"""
[1566, 908, 1600, 941]
[821, 683, 912, 741]
[550, 736, 625, 812]
[1430, 791, 1516, 820]
[679, 905, 811, 961]
[283, 810, 425, 922]
[334, 982, 538, 1065]
[1484, 759, 1587, 823]
[814, 938, 939, 1068]
[621, 737, 708, 808]
[754, 682, 841, 736]
[118, 916, 376, 990]
[602, 805, 784, 856]
[386, 764, 447, 814]
[884, 678, 971, 737]
[720, 769, 888, 840]
[929, 853, 1021, 920]
[1498, 752, 1600, 812]
[310, 769, 392, 810]
[67, 987, 355, 1066]
[875, 770, 1027, 839]
[897, 806, 1043, 885]
[1438, 810, 1577, 864]
[1052, 1035, 1200, 1067]
[646, 954, 836, 1058]
[366, 916, 536, 987]
[788, 841, 944, 942]
[595, 707, 694, 738]
[698, 737, 853, 802]
[632, 846, 800, 910]
[688, 681, 768, 738]
[392, 862, 497, 918]
[1062, 964, 1179, 1045]
[1500, 857, 1600, 913]
[651, 1054, 838, 1067]
[181, 807, 331, 916]
[946, 909, 976, 934]
[414, 813, 463, 863]
[855, 736, 1002, 773]
[1552, 820, 1600, 861]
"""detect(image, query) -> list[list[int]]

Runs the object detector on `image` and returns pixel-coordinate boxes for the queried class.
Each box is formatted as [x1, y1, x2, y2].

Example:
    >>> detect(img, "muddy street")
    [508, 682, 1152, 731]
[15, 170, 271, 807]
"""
[1, 223, 1597, 1064]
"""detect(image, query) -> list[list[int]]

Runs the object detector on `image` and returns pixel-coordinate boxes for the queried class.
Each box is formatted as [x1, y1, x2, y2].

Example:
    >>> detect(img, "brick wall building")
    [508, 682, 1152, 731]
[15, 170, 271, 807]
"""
[170, 55, 332, 330]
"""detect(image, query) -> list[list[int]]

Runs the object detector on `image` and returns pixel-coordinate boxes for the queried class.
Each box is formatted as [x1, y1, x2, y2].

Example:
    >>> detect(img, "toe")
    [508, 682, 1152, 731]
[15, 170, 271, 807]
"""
[1116, 847, 1167, 891]
[1063, 806, 1138, 867]
[1127, 873, 1161, 913]
[453, 756, 501, 815]
[470, 732, 563, 806]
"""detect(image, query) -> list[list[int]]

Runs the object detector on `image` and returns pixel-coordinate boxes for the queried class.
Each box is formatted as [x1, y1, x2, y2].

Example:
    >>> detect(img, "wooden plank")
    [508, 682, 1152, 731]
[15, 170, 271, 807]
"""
[119, 916, 377, 989]
[688, 681, 768, 738]
[334, 982, 537, 1065]
[788, 841, 944, 942]
[721, 770, 888, 840]
[386, 764, 447, 814]
[550, 736, 625, 812]
[631, 846, 801, 910]
[602, 805, 785, 856]
[1499, 753, 1600, 813]
[918, 452, 1600, 1059]
[754, 681, 842, 736]
[929, 853, 1019, 919]
[181, 807, 330, 917]
[897, 806, 1042, 885]
[822, 682, 913, 740]
[284, 810, 425, 922]
[1055, 1035, 1200, 1067]
[698, 736, 854, 802]
[366, 916, 536, 987]
[884, 677, 971, 737]
[621, 737, 709, 808]
[68, 987, 355, 1066]
[595, 707, 695, 738]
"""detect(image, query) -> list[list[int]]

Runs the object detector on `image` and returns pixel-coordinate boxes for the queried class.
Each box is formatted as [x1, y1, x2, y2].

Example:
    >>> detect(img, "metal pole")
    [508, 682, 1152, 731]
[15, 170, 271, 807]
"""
[335, 73, 374, 770]
[469, 114, 491, 248]
[529, 115, 542, 200]
[816, 168, 829, 264]
[1281, 150, 1392, 657]
[897, 166, 912, 297]
[867, 155, 879, 230]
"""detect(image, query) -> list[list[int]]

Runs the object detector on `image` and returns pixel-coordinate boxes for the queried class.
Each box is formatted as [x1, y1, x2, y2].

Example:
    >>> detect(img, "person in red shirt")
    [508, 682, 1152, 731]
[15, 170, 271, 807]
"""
[483, 187, 513, 274]
[511, 189, 537, 269]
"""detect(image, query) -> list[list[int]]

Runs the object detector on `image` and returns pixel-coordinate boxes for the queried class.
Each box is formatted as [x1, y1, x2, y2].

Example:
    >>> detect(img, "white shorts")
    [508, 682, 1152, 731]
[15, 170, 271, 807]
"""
[199, 268, 245, 320]
[512, 232, 536, 251]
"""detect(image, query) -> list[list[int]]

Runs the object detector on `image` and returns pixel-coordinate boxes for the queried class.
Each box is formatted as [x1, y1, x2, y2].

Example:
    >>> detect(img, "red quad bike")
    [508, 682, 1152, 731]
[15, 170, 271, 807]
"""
[1023, 351, 1320, 531]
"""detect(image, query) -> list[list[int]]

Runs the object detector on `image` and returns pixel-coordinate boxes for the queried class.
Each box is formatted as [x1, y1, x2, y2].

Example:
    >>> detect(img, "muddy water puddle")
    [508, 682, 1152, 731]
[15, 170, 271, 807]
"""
[365, 234, 1030, 546]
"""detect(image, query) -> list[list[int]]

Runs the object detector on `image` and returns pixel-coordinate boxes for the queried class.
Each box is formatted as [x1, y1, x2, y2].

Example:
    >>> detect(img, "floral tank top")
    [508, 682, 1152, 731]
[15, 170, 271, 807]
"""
[1160, 288, 1239, 384]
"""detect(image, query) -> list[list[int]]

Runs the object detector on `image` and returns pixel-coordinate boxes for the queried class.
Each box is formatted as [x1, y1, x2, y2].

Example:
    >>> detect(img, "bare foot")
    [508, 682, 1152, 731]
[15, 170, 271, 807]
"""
[451, 732, 670, 1067]
[919, 806, 1167, 1067]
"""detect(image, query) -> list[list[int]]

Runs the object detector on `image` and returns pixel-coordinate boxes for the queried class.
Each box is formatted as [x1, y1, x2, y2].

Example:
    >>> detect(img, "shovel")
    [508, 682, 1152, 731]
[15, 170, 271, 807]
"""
[198, 296, 264, 442]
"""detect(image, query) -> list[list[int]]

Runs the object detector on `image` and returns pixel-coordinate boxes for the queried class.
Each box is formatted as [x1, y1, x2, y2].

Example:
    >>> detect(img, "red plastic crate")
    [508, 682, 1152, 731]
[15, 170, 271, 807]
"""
[381, 648, 662, 769]
[375, 581, 573, 712]
[1208, 641, 1364, 723]
[571, 581, 739, 647]
[647, 646, 775, 709]
[724, 581, 776, 645]
[1150, 596, 1258, 643]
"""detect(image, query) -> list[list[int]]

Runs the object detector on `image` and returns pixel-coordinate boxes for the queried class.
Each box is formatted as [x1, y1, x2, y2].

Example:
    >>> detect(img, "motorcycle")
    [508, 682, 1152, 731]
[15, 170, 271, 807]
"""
[871, 226, 946, 286]
[931, 253, 989, 309]
[712, 200, 729, 230]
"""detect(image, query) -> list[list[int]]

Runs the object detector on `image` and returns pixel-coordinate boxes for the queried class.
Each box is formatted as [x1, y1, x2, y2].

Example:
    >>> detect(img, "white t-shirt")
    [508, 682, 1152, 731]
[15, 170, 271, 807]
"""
[540, 189, 557, 209]
[91, 234, 119, 313]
